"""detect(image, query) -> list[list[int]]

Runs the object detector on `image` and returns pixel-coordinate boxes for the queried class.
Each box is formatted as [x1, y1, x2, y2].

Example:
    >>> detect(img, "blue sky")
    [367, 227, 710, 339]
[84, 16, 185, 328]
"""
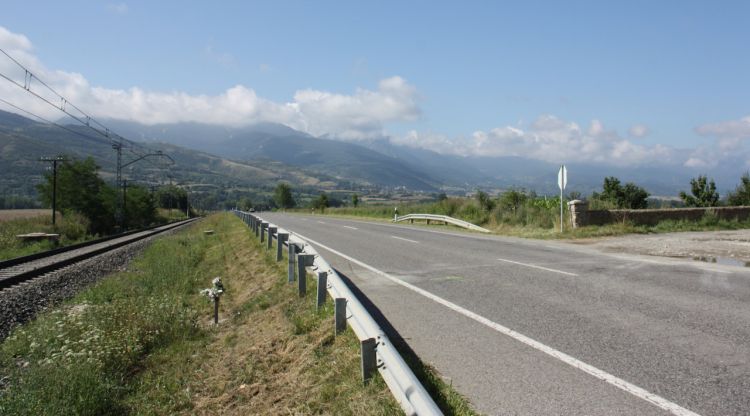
[1, 1, 749, 168]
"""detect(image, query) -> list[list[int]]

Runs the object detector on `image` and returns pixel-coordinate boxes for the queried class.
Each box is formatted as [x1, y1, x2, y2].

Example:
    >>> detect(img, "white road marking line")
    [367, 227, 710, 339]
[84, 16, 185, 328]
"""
[391, 236, 419, 244]
[497, 258, 578, 276]
[342, 225, 358, 230]
[317, 221, 326, 224]
[294, 232, 700, 416]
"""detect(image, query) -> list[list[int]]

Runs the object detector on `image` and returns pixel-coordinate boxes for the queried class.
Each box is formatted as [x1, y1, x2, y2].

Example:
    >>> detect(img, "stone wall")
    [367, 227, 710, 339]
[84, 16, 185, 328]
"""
[567, 200, 750, 228]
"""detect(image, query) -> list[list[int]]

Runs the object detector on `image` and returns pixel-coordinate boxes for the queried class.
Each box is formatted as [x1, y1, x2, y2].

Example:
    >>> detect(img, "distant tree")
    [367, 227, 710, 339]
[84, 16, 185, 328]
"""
[727, 172, 750, 206]
[312, 193, 329, 211]
[156, 185, 187, 212]
[238, 197, 253, 211]
[680, 175, 720, 207]
[498, 189, 527, 212]
[37, 157, 116, 234]
[620, 183, 650, 209]
[124, 185, 157, 228]
[351, 193, 360, 207]
[273, 183, 296, 209]
[475, 190, 495, 211]
[594, 176, 649, 209]
[436, 192, 448, 202]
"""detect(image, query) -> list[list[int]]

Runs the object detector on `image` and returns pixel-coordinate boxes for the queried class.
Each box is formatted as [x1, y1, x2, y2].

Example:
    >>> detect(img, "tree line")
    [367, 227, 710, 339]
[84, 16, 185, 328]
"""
[36, 157, 179, 235]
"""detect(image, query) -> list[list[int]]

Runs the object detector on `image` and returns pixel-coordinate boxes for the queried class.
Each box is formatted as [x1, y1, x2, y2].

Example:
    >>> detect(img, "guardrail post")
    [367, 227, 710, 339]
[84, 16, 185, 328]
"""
[335, 298, 346, 334]
[316, 271, 327, 310]
[260, 222, 268, 243]
[361, 338, 377, 383]
[267, 226, 277, 250]
[277, 233, 288, 261]
[288, 243, 297, 283]
[297, 254, 313, 296]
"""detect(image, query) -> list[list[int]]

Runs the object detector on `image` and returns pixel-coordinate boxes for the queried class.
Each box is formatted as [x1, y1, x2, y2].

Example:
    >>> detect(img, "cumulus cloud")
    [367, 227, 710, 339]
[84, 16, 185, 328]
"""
[695, 116, 750, 139]
[397, 116, 675, 166]
[0, 25, 419, 140]
[107, 3, 129, 14]
[688, 115, 750, 168]
[628, 124, 649, 138]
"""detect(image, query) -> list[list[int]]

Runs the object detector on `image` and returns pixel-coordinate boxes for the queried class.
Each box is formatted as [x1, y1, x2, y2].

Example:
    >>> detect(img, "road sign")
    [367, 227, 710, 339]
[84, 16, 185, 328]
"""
[558, 165, 567, 190]
[558, 164, 567, 232]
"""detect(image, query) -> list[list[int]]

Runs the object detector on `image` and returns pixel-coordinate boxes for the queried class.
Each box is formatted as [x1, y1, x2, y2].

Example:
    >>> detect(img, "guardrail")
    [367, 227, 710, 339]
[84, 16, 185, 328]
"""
[394, 213, 491, 233]
[233, 210, 443, 416]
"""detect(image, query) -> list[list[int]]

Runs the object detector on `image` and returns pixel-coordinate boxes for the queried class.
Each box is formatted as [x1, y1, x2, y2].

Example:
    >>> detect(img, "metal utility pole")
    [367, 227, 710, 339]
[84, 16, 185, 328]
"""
[39, 156, 66, 226]
[115, 149, 172, 229]
[113, 143, 123, 230]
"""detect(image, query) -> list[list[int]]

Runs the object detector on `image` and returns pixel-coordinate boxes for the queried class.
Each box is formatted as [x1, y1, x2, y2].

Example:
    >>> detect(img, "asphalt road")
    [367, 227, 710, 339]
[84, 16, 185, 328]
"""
[260, 213, 750, 416]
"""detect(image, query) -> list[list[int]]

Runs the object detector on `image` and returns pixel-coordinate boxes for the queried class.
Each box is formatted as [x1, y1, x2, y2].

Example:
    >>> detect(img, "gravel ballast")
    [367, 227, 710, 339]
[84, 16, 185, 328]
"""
[0, 224, 190, 340]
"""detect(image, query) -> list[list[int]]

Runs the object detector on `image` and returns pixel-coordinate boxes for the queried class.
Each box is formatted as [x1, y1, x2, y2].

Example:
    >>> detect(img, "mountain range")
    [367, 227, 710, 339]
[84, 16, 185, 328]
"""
[100, 117, 723, 196]
[1, 109, 745, 205]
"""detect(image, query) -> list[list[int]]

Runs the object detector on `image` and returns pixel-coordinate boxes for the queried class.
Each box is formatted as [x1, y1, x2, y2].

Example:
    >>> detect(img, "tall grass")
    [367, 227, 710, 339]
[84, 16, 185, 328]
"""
[313, 194, 750, 239]
[0, 212, 90, 260]
[0, 221, 209, 415]
[320, 196, 565, 231]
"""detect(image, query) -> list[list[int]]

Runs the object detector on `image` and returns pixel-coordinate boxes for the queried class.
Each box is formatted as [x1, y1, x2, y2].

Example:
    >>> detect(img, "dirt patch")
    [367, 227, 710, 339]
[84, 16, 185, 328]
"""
[571, 229, 750, 265]
[0, 210, 51, 222]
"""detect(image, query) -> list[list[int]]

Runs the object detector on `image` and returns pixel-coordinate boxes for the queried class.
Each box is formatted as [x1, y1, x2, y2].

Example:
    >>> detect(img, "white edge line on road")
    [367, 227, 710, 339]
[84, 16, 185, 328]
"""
[342, 225, 358, 230]
[391, 235, 419, 243]
[294, 231, 701, 416]
[317, 221, 326, 224]
[497, 258, 578, 276]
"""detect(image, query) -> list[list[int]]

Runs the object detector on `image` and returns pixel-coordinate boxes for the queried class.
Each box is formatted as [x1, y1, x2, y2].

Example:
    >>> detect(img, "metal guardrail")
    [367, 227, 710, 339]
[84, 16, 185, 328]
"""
[233, 210, 443, 416]
[395, 213, 491, 233]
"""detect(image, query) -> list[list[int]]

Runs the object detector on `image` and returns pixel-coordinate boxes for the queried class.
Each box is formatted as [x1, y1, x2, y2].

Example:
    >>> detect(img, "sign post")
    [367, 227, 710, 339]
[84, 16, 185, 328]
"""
[558, 164, 567, 232]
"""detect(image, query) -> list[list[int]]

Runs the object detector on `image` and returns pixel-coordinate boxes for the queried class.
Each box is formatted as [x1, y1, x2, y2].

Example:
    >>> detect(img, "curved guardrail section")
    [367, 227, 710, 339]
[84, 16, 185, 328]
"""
[395, 213, 491, 233]
[234, 210, 443, 416]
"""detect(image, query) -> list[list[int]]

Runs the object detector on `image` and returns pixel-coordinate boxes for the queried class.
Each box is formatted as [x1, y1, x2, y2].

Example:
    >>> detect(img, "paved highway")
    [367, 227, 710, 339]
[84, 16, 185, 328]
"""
[261, 213, 750, 415]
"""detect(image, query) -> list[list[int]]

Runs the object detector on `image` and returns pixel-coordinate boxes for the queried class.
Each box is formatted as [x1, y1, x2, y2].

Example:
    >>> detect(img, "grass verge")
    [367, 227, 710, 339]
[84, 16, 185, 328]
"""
[0, 212, 91, 260]
[0, 213, 475, 415]
[300, 206, 750, 240]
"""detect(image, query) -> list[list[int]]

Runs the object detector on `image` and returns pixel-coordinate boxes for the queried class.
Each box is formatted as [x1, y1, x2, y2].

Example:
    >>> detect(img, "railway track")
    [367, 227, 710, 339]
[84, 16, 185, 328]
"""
[0, 218, 198, 290]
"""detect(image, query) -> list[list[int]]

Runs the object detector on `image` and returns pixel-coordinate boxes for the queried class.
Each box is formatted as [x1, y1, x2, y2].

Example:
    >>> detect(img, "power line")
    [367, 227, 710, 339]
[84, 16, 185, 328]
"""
[0, 47, 172, 165]
[0, 48, 113, 140]
[0, 96, 116, 148]
[0, 47, 176, 230]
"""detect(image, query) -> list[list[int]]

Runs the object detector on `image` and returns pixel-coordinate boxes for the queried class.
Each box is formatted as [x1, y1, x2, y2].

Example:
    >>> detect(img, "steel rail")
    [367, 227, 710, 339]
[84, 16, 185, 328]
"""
[0, 218, 198, 290]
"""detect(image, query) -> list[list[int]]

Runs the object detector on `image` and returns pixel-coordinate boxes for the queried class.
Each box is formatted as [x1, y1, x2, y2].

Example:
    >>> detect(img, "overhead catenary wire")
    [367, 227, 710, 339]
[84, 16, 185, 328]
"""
[0, 47, 172, 168]
[0, 96, 118, 167]
[0, 46, 176, 229]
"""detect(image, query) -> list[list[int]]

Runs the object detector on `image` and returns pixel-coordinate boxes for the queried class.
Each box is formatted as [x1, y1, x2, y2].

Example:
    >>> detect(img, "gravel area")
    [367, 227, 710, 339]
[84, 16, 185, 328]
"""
[570, 229, 750, 266]
[0, 225, 187, 340]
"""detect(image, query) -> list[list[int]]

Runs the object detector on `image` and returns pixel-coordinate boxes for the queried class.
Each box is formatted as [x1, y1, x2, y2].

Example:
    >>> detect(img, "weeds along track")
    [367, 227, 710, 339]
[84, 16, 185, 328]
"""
[0, 218, 199, 339]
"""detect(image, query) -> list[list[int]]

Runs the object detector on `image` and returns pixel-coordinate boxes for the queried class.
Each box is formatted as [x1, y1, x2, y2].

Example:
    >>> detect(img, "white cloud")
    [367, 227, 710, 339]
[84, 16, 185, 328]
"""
[628, 124, 649, 138]
[2, 25, 747, 170]
[0, 26, 419, 140]
[398, 116, 675, 166]
[107, 3, 129, 14]
[695, 116, 750, 139]
[689, 116, 750, 168]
